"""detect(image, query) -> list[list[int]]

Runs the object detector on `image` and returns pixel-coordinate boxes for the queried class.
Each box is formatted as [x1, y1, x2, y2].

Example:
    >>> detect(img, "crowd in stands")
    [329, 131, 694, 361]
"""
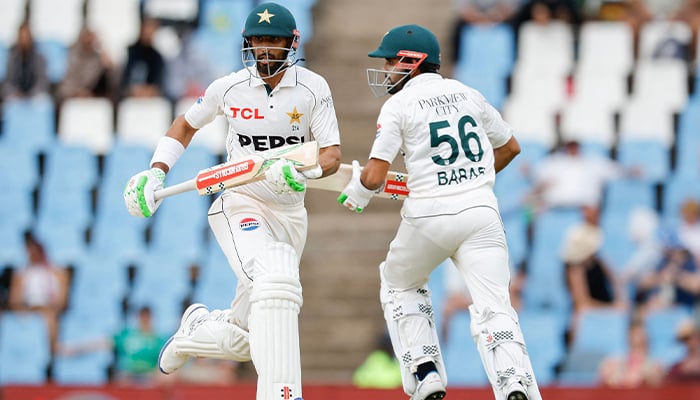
[1, 0, 699, 389]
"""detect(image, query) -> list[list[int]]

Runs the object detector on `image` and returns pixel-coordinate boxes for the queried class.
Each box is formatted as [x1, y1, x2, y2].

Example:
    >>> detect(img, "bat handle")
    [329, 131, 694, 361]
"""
[154, 179, 196, 201]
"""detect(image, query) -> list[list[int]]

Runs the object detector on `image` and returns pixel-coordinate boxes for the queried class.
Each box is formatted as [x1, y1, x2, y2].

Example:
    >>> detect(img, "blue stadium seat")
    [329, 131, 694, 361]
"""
[455, 71, 508, 110]
[518, 309, 567, 385]
[645, 306, 692, 368]
[662, 173, 700, 226]
[0, 142, 40, 192]
[455, 24, 515, 79]
[0, 97, 55, 154]
[53, 312, 113, 385]
[0, 43, 7, 80]
[0, 312, 51, 384]
[192, 238, 237, 310]
[42, 143, 98, 192]
[598, 212, 636, 272]
[441, 313, 489, 387]
[616, 140, 670, 184]
[0, 224, 28, 268]
[37, 39, 68, 83]
[674, 100, 700, 176]
[603, 179, 656, 216]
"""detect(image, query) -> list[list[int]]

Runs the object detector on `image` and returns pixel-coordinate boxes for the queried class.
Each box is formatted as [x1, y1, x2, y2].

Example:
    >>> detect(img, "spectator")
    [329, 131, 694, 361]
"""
[8, 232, 70, 355]
[527, 140, 630, 214]
[621, 207, 664, 298]
[635, 232, 700, 313]
[450, 0, 520, 63]
[59, 305, 170, 386]
[163, 29, 216, 102]
[665, 314, 700, 384]
[55, 27, 117, 104]
[678, 199, 700, 264]
[598, 317, 665, 388]
[562, 206, 626, 314]
[112, 306, 169, 385]
[121, 18, 165, 98]
[352, 331, 402, 389]
[2, 22, 50, 100]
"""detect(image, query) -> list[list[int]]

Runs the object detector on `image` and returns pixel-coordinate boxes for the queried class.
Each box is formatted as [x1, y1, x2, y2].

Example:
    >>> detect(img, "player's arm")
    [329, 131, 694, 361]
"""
[361, 158, 391, 191]
[493, 135, 521, 173]
[318, 144, 341, 178]
[151, 115, 198, 174]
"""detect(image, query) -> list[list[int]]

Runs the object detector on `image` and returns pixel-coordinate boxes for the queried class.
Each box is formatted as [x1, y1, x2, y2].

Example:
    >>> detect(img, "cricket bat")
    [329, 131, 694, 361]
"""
[308, 163, 409, 200]
[154, 141, 319, 201]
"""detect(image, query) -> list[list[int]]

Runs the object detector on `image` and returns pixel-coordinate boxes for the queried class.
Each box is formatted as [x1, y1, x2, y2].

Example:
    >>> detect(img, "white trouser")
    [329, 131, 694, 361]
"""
[382, 206, 540, 398]
[208, 190, 307, 329]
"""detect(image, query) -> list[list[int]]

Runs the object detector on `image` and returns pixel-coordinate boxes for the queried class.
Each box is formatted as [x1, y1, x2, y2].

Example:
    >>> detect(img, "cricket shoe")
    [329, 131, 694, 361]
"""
[411, 371, 446, 400]
[158, 303, 209, 374]
[505, 380, 528, 400]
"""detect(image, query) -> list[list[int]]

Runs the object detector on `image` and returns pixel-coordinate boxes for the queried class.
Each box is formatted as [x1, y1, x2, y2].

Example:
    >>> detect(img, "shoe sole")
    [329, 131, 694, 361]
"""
[507, 391, 528, 400]
[157, 304, 208, 374]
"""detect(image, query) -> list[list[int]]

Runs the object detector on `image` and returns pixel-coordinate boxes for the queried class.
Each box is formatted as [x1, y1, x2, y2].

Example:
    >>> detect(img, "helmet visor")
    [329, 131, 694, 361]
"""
[241, 39, 298, 79]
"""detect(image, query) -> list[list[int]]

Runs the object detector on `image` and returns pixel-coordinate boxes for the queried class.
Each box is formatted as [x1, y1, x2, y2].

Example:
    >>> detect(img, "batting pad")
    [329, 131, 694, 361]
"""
[380, 278, 447, 396]
[249, 242, 303, 400]
[469, 306, 542, 400]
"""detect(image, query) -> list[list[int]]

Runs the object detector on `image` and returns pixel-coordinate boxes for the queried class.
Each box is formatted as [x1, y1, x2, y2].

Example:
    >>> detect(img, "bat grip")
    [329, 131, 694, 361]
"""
[154, 179, 196, 201]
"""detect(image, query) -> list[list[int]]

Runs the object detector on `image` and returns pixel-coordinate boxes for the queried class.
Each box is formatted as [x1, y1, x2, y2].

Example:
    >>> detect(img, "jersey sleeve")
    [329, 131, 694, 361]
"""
[309, 77, 341, 148]
[479, 95, 514, 149]
[184, 76, 228, 129]
[368, 98, 403, 163]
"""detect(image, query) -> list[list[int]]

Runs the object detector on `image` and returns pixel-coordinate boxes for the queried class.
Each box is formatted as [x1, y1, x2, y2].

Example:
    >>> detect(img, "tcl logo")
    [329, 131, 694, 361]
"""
[230, 107, 264, 119]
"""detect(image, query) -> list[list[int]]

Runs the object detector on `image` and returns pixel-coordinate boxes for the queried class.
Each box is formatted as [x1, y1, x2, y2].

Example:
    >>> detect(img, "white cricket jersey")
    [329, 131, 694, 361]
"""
[369, 73, 513, 217]
[184, 65, 341, 206]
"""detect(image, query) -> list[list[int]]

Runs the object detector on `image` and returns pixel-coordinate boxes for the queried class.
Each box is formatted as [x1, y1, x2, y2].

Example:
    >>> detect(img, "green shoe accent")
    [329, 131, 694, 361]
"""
[337, 193, 348, 204]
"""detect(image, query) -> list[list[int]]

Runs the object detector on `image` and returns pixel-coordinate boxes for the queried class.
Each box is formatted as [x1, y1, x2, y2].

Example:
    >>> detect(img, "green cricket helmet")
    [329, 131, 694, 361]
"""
[367, 24, 441, 97]
[241, 2, 301, 78]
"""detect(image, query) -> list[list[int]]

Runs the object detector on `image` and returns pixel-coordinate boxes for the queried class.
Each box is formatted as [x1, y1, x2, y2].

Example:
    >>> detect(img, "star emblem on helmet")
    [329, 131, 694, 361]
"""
[257, 9, 275, 24]
[286, 107, 303, 124]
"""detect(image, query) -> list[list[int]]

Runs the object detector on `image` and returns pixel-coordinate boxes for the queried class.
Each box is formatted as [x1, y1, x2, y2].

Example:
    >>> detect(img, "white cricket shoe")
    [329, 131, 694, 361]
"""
[505, 380, 528, 400]
[410, 371, 446, 400]
[158, 303, 209, 374]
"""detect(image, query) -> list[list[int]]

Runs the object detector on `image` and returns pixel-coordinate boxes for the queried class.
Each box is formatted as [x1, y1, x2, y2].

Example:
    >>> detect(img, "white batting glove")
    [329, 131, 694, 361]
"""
[123, 167, 166, 218]
[337, 160, 375, 213]
[265, 158, 307, 194]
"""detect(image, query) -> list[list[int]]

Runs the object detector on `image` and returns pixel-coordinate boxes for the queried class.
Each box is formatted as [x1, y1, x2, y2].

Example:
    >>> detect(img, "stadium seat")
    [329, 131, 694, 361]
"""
[571, 308, 629, 355]
[0, 43, 6, 80]
[455, 23, 515, 79]
[509, 70, 568, 115]
[630, 60, 688, 114]
[192, 237, 237, 310]
[0, 142, 40, 192]
[576, 21, 634, 80]
[645, 306, 692, 368]
[518, 309, 567, 385]
[116, 97, 173, 149]
[560, 98, 616, 150]
[0, 96, 56, 154]
[441, 313, 489, 386]
[0, 312, 51, 384]
[501, 96, 557, 149]
[0, 224, 28, 269]
[598, 212, 636, 272]
[53, 312, 113, 385]
[29, 0, 83, 45]
[58, 97, 115, 154]
[638, 20, 692, 62]
[569, 71, 628, 114]
[143, 0, 199, 22]
[515, 21, 574, 78]
[661, 173, 700, 225]
[616, 140, 670, 184]
[85, 0, 141, 65]
[455, 71, 508, 111]
[618, 99, 675, 148]
[36, 39, 68, 83]
[674, 100, 700, 176]
[0, 0, 26, 47]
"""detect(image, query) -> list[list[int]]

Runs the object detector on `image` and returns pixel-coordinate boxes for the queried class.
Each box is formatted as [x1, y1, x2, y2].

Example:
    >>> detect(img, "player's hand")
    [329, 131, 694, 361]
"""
[265, 158, 306, 194]
[123, 167, 166, 218]
[337, 160, 375, 213]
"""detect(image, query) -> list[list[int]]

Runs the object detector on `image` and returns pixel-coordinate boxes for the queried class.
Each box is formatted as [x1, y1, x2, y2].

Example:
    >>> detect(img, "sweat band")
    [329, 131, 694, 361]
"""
[150, 136, 185, 170]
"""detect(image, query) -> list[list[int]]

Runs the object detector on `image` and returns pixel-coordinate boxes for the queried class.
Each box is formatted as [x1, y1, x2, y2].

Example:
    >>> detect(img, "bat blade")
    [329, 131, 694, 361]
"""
[154, 141, 319, 201]
[307, 163, 409, 200]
